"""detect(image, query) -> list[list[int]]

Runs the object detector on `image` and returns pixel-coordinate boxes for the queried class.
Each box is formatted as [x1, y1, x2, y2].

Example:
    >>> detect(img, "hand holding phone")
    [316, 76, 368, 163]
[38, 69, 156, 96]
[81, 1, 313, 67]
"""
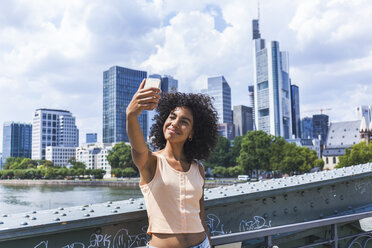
[144, 78, 161, 89]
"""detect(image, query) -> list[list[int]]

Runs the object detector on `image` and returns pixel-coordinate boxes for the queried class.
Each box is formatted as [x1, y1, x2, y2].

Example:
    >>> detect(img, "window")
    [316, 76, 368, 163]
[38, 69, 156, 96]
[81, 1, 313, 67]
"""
[326, 158, 329, 164]
[333, 157, 336, 164]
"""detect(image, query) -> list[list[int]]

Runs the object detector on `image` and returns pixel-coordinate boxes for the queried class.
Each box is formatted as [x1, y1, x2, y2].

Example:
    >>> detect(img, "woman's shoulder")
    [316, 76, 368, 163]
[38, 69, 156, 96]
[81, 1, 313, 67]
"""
[193, 159, 205, 179]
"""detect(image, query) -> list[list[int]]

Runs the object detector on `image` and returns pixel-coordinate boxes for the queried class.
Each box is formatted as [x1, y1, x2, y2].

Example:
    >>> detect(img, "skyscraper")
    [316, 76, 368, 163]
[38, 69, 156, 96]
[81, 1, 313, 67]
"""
[313, 114, 329, 145]
[252, 19, 292, 138]
[248, 85, 255, 126]
[291, 84, 301, 138]
[301, 117, 313, 139]
[2, 122, 32, 163]
[32, 109, 79, 160]
[356, 105, 371, 123]
[103, 66, 147, 143]
[86, 133, 97, 143]
[203, 76, 232, 124]
[233, 105, 253, 137]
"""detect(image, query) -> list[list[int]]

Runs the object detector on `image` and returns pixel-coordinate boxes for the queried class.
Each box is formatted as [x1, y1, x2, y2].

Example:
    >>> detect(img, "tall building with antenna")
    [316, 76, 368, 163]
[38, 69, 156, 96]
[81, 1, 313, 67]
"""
[252, 16, 292, 138]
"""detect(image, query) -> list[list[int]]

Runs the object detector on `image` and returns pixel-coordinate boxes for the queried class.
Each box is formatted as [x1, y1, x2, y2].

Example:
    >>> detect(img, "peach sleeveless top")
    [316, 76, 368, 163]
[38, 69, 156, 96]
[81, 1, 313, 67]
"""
[139, 154, 205, 234]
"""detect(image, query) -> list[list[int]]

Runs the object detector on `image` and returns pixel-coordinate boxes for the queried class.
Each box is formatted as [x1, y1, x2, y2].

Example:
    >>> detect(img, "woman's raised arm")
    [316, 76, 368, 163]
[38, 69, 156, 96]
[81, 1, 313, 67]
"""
[126, 79, 161, 168]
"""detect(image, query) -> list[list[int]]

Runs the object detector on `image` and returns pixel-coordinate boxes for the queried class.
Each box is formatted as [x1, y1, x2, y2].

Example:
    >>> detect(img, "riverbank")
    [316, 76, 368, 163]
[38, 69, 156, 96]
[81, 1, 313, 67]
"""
[0, 178, 234, 188]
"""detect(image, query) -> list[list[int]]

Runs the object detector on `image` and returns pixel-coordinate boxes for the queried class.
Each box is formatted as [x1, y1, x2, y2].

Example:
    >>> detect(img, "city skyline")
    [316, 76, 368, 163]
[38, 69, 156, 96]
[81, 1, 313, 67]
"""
[1, 0, 372, 151]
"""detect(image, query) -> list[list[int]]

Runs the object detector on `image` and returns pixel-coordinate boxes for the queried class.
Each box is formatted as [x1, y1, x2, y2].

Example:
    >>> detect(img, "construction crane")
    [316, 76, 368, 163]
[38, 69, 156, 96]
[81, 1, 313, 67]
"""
[301, 108, 332, 115]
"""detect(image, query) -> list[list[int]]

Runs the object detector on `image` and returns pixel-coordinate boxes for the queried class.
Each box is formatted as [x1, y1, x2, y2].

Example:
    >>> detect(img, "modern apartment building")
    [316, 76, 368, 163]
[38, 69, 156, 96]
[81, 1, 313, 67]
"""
[252, 19, 292, 139]
[103, 66, 147, 143]
[2, 122, 32, 163]
[45, 146, 76, 166]
[76, 143, 113, 176]
[31, 109, 79, 160]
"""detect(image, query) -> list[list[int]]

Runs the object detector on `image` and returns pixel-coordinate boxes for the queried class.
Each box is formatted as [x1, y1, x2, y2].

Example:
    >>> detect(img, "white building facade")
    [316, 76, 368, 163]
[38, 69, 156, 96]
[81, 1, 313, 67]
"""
[45, 146, 76, 166]
[76, 143, 113, 175]
[32, 109, 79, 160]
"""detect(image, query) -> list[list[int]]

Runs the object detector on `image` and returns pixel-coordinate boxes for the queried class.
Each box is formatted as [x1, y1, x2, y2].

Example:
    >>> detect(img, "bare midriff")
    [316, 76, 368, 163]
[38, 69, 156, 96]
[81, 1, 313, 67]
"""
[149, 231, 206, 247]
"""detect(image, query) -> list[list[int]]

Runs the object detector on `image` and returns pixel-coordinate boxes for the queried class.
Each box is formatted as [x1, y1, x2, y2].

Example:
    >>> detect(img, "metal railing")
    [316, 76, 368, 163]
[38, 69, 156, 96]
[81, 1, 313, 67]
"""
[211, 210, 372, 248]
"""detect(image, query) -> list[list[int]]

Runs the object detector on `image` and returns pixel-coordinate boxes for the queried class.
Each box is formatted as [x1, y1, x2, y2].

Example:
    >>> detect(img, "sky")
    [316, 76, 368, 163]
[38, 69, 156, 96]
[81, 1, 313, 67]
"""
[1, 0, 372, 152]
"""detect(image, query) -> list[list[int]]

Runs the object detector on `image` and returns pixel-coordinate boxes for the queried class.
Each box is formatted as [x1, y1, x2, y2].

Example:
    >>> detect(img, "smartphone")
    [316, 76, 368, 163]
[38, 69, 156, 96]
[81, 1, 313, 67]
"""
[144, 78, 161, 89]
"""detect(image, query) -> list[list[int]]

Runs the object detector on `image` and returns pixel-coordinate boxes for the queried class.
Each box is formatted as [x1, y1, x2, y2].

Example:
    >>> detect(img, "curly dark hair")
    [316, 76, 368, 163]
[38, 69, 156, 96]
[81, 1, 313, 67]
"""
[150, 92, 219, 163]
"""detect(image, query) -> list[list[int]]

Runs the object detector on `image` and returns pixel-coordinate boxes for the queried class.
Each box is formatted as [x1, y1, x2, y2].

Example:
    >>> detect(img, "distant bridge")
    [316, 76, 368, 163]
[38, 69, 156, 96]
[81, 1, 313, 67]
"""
[1, 163, 372, 247]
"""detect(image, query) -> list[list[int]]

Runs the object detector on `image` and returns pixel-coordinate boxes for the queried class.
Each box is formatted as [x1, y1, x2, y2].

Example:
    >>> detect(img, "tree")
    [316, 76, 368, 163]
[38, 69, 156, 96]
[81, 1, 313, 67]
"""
[212, 166, 227, 177]
[237, 131, 272, 177]
[43, 160, 54, 168]
[314, 158, 325, 170]
[269, 136, 286, 172]
[277, 143, 304, 175]
[337, 141, 372, 168]
[68, 158, 86, 169]
[229, 136, 243, 167]
[44, 167, 55, 179]
[299, 148, 318, 173]
[106, 142, 135, 169]
[204, 136, 232, 168]
[227, 165, 245, 177]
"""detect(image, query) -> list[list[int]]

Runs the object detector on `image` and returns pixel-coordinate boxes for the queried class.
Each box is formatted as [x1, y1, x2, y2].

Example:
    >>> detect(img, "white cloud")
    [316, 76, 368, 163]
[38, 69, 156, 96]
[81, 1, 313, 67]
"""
[1, 0, 372, 152]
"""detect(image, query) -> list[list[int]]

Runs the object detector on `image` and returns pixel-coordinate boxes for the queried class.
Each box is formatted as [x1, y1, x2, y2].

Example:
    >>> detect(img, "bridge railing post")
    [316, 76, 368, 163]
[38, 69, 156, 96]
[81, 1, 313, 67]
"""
[332, 224, 338, 248]
[265, 235, 272, 247]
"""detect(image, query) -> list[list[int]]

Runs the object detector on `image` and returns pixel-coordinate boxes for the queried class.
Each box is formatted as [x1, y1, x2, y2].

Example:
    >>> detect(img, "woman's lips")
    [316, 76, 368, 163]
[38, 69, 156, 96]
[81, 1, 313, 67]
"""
[167, 128, 177, 134]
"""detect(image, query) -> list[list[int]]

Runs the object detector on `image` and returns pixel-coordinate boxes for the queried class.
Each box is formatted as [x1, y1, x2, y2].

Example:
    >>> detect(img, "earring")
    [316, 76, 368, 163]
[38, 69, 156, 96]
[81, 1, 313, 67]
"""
[188, 136, 192, 141]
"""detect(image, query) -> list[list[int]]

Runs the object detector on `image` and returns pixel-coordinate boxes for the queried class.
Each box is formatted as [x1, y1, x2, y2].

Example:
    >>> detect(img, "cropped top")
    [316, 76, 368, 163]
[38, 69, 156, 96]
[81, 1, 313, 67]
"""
[139, 154, 205, 234]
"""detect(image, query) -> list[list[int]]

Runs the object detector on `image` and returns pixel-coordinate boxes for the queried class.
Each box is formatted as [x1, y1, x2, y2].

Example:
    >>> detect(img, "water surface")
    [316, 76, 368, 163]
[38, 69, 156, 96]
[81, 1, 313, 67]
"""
[0, 184, 142, 215]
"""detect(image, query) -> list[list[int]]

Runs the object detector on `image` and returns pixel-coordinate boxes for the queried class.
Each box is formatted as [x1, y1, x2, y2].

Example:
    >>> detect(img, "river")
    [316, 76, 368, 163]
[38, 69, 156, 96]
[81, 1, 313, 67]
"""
[0, 184, 142, 215]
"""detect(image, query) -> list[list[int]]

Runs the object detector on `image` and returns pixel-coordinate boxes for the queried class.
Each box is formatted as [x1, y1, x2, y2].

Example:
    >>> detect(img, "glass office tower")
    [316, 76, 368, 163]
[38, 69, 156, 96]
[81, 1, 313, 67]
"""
[252, 19, 292, 138]
[291, 85, 301, 138]
[205, 76, 233, 124]
[103, 66, 147, 143]
[313, 114, 329, 145]
[301, 117, 314, 139]
[2, 122, 32, 163]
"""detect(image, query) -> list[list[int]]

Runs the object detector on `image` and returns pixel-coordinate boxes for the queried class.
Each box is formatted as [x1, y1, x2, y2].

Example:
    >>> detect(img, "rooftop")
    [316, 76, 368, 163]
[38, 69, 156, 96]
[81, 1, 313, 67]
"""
[326, 120, 361, 147]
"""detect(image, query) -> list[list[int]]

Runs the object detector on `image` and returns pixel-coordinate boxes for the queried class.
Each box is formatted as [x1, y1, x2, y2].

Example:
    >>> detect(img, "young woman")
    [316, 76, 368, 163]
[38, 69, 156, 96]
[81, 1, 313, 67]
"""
[126, 79, 218, 248]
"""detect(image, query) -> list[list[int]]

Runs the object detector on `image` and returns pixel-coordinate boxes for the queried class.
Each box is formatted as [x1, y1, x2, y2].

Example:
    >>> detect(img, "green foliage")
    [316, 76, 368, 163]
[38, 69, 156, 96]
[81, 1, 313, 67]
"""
[314, 158, 325, 170]
[204, 136, 233, 168]
[229, 136, 243, 166]
[227, 165, 245, 177]
[237, 130, 272, 176]
[68, 158, 86, 169]
[106, 142, 135, 169]
[277, 143, 304, 174]
[269, 136, 287, 171]
[112, 167, 138, 178]
[337, 141, 372, 168]
[237, 131, 319, 176]
[90, 169, 106, 179]
[43, 160, 54, 168]
[211, 166, 227, 177]
[14, 170, 26, 179]
[44, 167, 55, 179]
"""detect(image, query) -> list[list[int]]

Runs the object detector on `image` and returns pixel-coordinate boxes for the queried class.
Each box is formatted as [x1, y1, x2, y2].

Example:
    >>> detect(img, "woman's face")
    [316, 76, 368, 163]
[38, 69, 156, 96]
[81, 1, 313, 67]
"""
[163, 106, 194, 144]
